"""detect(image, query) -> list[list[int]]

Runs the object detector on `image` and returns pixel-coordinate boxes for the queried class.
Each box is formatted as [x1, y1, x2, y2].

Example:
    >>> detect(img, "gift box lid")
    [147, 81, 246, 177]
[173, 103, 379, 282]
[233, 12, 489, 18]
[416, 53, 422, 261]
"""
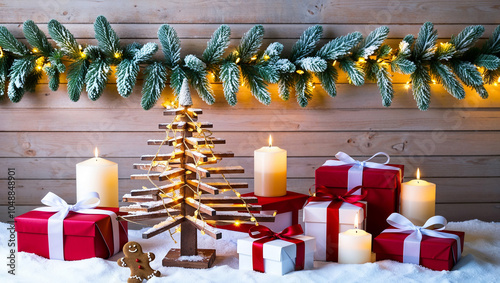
[242, 192, 309, 214]
[15, 207, 122, 237]
[373, 230, 464, 261]
[303, 201, 366, 224]
[237, 235, 315, 262]
[316, 162, 404, 189]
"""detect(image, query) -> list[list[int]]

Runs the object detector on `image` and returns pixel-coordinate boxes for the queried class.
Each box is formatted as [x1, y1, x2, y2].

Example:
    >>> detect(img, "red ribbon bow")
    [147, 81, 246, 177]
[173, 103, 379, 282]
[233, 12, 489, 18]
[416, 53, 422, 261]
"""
[249, 224, 305, 273]
[307, 185, 367, 261]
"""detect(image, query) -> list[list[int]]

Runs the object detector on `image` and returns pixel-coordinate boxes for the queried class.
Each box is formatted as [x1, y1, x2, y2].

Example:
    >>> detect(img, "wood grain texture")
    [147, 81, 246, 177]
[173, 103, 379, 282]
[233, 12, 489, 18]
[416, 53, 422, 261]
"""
[0, 0, 499, 222]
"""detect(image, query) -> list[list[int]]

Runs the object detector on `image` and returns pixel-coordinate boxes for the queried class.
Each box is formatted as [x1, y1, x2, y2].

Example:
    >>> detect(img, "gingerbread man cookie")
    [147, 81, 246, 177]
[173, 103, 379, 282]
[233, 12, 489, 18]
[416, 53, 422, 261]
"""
[117, 241, 161, 283]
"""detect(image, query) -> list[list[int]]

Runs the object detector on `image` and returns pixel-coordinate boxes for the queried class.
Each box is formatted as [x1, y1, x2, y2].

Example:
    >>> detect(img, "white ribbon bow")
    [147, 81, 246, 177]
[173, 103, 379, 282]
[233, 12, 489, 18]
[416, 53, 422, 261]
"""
[382, 213, 462, 264]
[322, 152, 401, 194]
[35, 192, 120, 260]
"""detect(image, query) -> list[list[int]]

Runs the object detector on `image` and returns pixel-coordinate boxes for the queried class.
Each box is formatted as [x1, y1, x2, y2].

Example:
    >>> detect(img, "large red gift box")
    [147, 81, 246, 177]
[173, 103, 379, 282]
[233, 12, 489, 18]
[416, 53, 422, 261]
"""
[373, 230, 464, 271]
[316, 162, 404, 236]
[15, 208, 128, 260]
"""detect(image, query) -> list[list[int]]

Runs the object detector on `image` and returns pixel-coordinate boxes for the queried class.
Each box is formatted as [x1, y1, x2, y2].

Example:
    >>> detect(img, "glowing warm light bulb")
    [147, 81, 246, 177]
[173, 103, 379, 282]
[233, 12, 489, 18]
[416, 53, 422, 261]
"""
[332, 60, 337, 66]
[201, 230, 206, 235]
[250, 55, 257, 61]
[234, 221, 241, 226]
[94, 147, 99, 159]
[432, 80, 437, 84]
[268, 135, 272, 147]
[114, 52, 121, 58]
[250, 216, 256, 222]
[358, 58, 366, 63]
[296, 69, 304, 75]
[235, 192, 241, 198]
[32, 48, 39, 53]
[263, 54, 270, 60]
[235, 57, 241, 64]
[80, 52, 87, 59]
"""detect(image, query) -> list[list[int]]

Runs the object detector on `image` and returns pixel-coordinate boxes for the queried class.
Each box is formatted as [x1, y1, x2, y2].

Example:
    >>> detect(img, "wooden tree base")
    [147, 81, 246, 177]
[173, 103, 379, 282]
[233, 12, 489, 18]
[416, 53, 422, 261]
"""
[162, 249, 216, 269]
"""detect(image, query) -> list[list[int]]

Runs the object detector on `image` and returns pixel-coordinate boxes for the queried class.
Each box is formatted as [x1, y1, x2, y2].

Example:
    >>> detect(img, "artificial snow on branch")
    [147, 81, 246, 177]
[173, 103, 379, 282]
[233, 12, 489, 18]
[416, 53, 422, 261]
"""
[0, 16, 499, 110]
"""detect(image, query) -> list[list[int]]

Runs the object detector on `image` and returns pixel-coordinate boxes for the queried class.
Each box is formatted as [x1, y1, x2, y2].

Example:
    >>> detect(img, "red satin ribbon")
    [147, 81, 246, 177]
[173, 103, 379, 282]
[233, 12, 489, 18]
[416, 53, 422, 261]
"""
[249, 224, 305, 273]
[308, 186, 367, 261]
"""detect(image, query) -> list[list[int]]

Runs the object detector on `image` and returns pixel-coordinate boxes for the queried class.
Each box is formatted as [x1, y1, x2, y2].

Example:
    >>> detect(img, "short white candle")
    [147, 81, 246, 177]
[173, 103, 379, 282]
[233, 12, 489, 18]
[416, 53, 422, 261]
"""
[338, 214, 372, 264]
[400, 168, 436, 226]
[76, 147, 118, 207]
[254, 135, 287, 197]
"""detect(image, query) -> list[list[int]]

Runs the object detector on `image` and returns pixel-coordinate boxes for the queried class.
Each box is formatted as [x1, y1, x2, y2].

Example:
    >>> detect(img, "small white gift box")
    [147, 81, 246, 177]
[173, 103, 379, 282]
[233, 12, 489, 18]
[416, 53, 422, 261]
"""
[237, 235, 315, 276]
[303, 200, 366, 261]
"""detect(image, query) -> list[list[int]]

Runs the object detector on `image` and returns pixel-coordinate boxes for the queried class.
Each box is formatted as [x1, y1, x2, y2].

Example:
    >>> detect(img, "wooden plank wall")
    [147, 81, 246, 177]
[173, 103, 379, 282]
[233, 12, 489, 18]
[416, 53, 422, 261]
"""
[0, 0, 499, 222]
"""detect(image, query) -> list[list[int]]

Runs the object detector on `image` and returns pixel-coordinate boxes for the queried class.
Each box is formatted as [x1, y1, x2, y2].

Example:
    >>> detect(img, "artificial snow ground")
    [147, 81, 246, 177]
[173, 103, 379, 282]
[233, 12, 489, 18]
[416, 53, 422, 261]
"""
[1, 220, 499, 283]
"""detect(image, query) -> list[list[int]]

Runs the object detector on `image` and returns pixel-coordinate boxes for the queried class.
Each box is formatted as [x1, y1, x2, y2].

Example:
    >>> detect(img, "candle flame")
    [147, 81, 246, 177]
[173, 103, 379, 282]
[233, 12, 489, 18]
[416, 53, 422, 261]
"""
[268, 135, 272, 147]
[416, 168, 420, 180]
[94, 147, 99, 158]
[354, 213, 359, 229]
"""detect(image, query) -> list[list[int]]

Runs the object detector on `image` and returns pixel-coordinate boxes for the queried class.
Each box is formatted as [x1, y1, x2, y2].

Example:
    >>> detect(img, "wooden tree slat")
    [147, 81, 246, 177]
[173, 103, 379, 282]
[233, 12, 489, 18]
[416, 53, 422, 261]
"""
[142, 217, 184, 239]
[198, 196, 258, 204]
[120, 209, 180, 221]
[185, 150, 208, 162]
[185, 216, 222, 240]
[133, 163, 168, 173]
[186, 137, 226, 146]
[122, 194, 160, 203]
[185, 198, 217, 216]
[141, 151, 184, 161]
[208, 204, 263, 211]
[203, 212, 275, 222]
[202, 182, 249, 189]
[130, 182, 184, 196]
[204, 166, 245, 175]
[186, 180, 220, 195]
[119, 198, 182, 213]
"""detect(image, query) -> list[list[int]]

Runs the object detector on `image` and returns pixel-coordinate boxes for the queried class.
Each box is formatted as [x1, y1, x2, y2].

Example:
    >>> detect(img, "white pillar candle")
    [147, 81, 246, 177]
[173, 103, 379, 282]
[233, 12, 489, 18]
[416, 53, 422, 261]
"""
[338, 214, 372, 264]
[400, 168, 436, 226]
[76, 147, 118, 207]
[254, 135, 287, 197]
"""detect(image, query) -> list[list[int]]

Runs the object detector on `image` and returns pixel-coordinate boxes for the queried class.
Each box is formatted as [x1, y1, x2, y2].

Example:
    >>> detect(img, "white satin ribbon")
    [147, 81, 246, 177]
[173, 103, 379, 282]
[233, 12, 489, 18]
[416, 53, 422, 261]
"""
[382, 213, 462, 264]
[34, 192, 120, 260]
[322, 152, 401, 194]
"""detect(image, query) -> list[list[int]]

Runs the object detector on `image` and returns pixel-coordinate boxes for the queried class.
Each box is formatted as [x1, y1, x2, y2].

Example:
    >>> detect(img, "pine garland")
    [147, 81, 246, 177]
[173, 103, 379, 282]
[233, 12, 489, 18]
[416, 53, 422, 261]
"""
[0, 16, 499, 110]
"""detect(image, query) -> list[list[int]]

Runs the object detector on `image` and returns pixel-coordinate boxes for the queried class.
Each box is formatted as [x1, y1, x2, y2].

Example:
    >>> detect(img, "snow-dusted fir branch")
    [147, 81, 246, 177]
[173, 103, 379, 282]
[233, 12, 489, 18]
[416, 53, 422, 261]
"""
[0, 16, 499, 110]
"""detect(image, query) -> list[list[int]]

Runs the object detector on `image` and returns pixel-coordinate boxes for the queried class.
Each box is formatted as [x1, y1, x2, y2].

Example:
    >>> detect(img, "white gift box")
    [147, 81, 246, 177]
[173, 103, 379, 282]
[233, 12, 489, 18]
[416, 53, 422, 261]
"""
[237, 235, 315, 276]
[303, 201, 366, 261]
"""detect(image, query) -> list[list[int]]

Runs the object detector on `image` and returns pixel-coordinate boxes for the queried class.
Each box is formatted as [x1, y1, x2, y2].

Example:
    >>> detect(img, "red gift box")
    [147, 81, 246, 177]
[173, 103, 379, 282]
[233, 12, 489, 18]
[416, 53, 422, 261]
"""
[215, 192, 309, 233]
[15, 208, 128, 261]
[373, 229, 464, 271]
[316, 162, 403, 236]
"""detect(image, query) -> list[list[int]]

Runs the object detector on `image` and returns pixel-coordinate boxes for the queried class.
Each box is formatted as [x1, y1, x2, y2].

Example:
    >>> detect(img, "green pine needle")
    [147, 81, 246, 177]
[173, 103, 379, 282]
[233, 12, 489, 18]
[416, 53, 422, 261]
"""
[94, 15, 120, 57]
[237, 25, 265, 62]
[290, 25, 323, 62]
[431, 62, 465, 99]
[187, 69, 216, 105]
[265, 42, 284, 58]
[185, 55, 207, 72]
[133, 42, 158, 63]
[203, 25, 231, 64]
[85, 59, 110, 101]
[278, 74, 294, 101]
[7, 81, 25, 102]
[354, 26, 390, 59]
[436, 43, 456, 61]
[158, 24, 181, 68]
[413, 22, 438, 61]
[9, 57, 34, 90]
[450, 25, 484, 55]
[240, 64, 271, 104]
[0, 26, 29, 56]
[317, 64, 338, 97]
[48, 70, 60, 91]
[411, 65, 432, 110]
[316, 32, 363, 61]
[67, 59, 89, 102]
[141, 62, 167, 110]
[170, 66, 186, 96]
[482, 25, 500, 54]
[475, 54, 500, 70]
[123, 43, 142, 59]
[376, 66, 394, 106]
[116, 59, 140, 97]
[23, 20, 53, 55]
[295, 71, 313, 107]
[219, 61, 240, 106]
[48, 19, 81, 58]
[299, 57, 327, 72]
[451, 60, 483, 87]
[24, 70, 42, 92]
[339, 58, 365, 85]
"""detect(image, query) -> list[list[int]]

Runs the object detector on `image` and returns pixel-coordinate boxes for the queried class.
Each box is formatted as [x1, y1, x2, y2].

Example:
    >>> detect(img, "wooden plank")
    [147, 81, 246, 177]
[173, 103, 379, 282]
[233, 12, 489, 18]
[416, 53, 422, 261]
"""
[203, 182, 249, 190]
[186, 180, 220, 195]
[1, 84, 499, 110]
[119, 209, 181, 222]
[185, 163, 210, 178]
[159, 122, 186, 130]
[2, 1, 498, 24]
[141, 151, 184, 161]
[185, 150, 208, 162]
[119, 198, 182, 213]
[186, 137, 226, 146]
[200, 152, 235, 158]
[208, 203, 262, 211]
[147, 136, 183, 146]
[203, 212, 275, 222]
[198, 196, 258, 204]
[133, 163, 168, 173]
[185, 197, 217, 216]
[142, 217, 184, 239]
[204, 166, 245, 175]
[122, 193, 160, 203]
[187, 122, 213, 131]
[4, 131, 500, 158]
[130, 182, 184, 196]
[2, 156, 500, 179]
[4, 177, 498, 206]
[185, 215, 222, 240]
[2, 109, 500, 132]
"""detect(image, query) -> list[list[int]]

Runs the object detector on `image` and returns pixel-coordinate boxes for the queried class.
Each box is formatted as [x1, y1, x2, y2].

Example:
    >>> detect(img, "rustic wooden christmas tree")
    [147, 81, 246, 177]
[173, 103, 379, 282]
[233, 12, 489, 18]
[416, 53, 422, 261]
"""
[119, 79, 275, 268]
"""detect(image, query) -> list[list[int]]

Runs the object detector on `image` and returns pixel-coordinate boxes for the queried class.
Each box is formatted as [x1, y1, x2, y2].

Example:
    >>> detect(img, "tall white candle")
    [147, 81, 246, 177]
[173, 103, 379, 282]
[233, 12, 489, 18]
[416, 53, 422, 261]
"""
[400, 168, 436, 226]
[254, 135, 287, 197]
[76, 147, 118, 207]
[338, 214, 372, 264]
